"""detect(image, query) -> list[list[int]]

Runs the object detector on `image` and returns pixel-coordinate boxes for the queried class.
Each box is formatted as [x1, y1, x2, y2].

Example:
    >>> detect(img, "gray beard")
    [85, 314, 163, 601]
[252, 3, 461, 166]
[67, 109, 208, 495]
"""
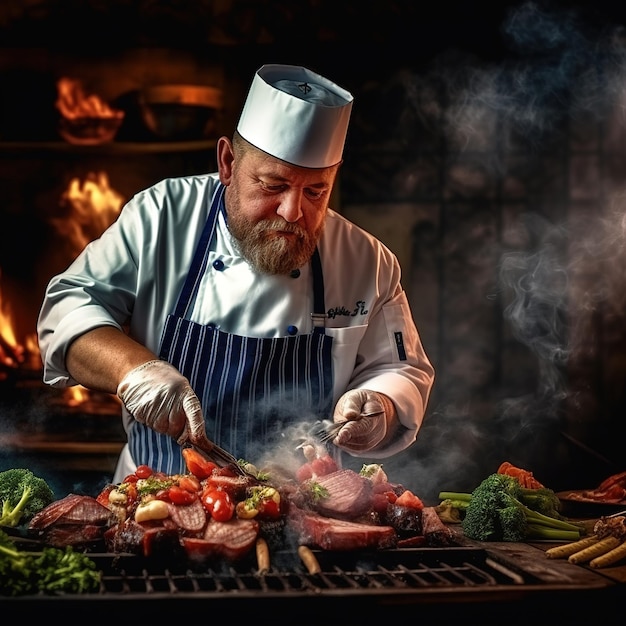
[230, 218, 322, 275]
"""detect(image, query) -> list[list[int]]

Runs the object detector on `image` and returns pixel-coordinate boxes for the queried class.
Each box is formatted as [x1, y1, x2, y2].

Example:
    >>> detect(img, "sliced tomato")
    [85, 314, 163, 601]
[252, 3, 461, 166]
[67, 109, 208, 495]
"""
[96, 484, 115, 507]
[394, 489, 424, 510]
[178, 475, 201, 493]
[201, 488, 235, 522]
[168, 485, 198, 505]
[182, 448, 218, 480]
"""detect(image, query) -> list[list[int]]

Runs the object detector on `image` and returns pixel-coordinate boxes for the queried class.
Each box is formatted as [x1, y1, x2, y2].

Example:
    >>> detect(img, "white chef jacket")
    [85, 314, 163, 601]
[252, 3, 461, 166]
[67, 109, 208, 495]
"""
[37, 173, 434, 464]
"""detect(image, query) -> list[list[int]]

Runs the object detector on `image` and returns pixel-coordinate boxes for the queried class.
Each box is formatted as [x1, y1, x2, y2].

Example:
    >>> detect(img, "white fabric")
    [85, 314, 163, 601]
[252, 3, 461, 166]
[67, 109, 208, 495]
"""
[116, 359, 205, 443]
[37, 173, 434, 470]
[332, 389, 388, 452]
[237, 64, 353, 168]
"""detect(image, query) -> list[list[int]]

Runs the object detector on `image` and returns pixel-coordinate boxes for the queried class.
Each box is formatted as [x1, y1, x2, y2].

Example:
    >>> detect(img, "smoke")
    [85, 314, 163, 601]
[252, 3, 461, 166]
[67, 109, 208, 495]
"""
[385, 1, 626, 498]
[499, 213, 569, 400]
[440, 2, 626, 152]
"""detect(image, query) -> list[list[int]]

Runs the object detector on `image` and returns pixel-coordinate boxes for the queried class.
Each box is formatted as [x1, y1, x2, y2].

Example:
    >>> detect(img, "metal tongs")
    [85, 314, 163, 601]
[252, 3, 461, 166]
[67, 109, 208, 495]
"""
[185, 433, 255, 478]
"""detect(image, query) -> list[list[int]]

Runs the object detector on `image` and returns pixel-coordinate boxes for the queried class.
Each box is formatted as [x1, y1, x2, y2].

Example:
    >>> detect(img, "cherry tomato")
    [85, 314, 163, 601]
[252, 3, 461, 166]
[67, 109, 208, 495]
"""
[122, 473, 139, 484]
[201, 488, 235, 522]
[178, 475, 201, 493]
[168, 485, 198, 505]
[182, 448, 218, 480]
[135, 464, 153, 479]
[258, 498, 281, 519]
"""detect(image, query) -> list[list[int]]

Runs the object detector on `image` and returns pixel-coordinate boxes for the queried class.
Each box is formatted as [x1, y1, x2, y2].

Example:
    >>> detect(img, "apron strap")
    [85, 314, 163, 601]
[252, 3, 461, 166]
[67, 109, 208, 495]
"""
[172, 180, 326, 334]
[173, 182, 225, 319]
[311, 247, 326, 334]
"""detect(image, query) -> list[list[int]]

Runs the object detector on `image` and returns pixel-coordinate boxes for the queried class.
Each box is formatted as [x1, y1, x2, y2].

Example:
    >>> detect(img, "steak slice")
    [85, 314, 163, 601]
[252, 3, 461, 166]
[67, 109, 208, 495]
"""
[292, 511, 397, 551]
[307, 469, 373, 519]
[104, 518, 181, 557]
[28, 493, 118, 547]
[35, 524, 110, 548]
[182, 518, 260, 561]
[421, 506, 456, 546]
[166, 499, 207, 533]
[28, 493, 117, 529]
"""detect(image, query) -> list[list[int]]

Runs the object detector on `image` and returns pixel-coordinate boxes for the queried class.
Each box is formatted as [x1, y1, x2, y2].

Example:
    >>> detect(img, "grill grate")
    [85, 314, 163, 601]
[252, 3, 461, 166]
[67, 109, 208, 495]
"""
[93, 547, 534, 597]
[3, 544, 619, 626]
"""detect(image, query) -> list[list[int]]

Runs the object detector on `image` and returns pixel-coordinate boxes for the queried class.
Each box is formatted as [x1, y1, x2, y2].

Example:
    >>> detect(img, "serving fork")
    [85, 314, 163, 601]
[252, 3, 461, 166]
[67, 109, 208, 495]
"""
[313, 411, 385, 443]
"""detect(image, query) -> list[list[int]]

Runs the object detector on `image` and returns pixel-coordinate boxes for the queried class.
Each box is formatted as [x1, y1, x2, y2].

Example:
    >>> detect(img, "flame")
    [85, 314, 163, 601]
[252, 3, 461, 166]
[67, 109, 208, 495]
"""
[56, 78, 124, 120]
[0, 272, 40, 370]
[64, 386, 91, 407]
[51, 171, 124, 257]
[0, 280, 22, 368]
[0, 172, 124, 382]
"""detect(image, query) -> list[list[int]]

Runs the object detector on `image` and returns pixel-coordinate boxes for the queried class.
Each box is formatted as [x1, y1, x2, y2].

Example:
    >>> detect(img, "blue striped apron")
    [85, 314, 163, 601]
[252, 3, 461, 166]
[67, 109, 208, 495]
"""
[128, 182, 334, 474]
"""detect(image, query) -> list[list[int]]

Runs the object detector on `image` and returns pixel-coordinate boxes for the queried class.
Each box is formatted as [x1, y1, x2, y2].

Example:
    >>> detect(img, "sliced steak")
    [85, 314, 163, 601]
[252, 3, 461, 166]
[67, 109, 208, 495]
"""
[28, 494, 118, 547]
[421, 506, 456, 546]
[306, 469, 373, 519]
[182, 518, 260, 561]
[385, 502, 422, 536]
[28, 493, 117, 529]
[104, 518, 181, 557]
[166, 499, 207, 533]
[292, 510, 397, 551]
[35, 524, 109, 548]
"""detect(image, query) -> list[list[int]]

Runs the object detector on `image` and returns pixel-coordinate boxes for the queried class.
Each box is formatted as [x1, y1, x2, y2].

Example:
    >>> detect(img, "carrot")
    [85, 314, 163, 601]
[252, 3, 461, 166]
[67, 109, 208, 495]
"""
[589, 540, 626, 568]
[497, 461, 544, 489]
[545, 535, 599, 559]
[568, 536, 621, 563]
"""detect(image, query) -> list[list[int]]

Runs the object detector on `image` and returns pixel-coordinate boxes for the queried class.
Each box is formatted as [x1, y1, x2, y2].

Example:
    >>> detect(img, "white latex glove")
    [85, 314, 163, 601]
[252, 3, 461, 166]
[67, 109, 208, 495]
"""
[331, 389, 396, 453]
[117, 360, 205, 444]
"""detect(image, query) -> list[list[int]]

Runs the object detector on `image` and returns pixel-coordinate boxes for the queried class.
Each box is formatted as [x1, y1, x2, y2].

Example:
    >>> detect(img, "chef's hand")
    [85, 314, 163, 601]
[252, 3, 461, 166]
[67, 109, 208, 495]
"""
[331, 389, 397, 453]
[117, 359, 205, 444]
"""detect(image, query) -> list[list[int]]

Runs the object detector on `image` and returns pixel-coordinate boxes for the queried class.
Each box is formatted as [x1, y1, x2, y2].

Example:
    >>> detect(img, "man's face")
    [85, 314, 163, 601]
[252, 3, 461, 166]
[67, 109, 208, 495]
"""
[224, 144, 338, 275]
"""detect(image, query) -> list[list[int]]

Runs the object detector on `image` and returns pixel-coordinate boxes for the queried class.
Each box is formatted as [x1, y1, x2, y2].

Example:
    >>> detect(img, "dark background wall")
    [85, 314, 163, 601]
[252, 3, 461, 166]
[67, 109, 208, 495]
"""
[1, 0, 626, 501]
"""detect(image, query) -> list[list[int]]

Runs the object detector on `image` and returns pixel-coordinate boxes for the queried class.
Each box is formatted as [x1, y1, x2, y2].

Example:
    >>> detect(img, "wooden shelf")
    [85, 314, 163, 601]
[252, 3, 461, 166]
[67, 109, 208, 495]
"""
[0, 139, 217, 155]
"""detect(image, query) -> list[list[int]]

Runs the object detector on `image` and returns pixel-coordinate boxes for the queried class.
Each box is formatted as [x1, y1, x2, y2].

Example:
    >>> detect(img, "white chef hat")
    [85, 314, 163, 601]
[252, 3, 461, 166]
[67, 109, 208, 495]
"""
[236, 64, 354, 169]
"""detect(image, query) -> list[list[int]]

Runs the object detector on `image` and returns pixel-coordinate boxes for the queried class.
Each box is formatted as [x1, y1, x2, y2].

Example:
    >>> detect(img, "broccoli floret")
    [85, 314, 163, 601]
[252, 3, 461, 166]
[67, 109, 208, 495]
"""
[452, 473, 583, 542]
[0, 468, 55, 527]
[497, 504, 527, 542]
[518, 487, 565, 519]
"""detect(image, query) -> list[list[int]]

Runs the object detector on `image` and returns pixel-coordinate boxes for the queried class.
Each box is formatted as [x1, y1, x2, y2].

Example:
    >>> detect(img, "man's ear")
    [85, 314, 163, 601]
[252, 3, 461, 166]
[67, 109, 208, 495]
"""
[217, 136, 235, 185]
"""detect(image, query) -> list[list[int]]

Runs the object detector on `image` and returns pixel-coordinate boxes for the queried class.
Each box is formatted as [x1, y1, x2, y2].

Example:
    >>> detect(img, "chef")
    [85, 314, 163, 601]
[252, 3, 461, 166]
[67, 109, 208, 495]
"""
[37, 64, 435, 482]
